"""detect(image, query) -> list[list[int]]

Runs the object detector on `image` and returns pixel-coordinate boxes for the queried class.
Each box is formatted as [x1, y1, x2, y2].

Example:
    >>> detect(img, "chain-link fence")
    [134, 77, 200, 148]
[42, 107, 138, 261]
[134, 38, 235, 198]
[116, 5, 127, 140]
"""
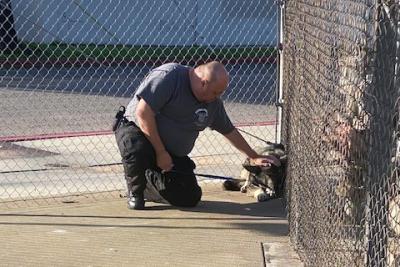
[283, 0, 400, 266]
[0, 0, 279, 207]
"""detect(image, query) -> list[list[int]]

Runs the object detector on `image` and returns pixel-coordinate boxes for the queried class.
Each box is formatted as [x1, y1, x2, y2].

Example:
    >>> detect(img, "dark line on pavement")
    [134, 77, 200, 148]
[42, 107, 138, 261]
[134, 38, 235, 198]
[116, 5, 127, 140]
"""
[261, 242, 267, 267]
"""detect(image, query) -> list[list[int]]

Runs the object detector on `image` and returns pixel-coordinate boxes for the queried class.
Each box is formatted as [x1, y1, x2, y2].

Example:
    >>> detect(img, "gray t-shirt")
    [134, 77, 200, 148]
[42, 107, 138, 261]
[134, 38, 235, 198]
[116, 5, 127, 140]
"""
[125, 63, 234, 156]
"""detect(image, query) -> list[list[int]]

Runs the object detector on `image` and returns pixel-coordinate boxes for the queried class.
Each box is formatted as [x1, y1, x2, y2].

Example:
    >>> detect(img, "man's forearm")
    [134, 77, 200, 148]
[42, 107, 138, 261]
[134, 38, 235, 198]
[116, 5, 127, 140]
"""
[137, 115, 166, 154]
[135, 99, 174, 171]
[223, 128, 258, 158]
[136, 100, 166, 154]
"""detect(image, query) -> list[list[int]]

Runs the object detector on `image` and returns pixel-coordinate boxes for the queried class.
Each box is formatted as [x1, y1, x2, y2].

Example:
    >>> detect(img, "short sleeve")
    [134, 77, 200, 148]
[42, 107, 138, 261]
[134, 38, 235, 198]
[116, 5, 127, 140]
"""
[135, 69, 176, 113]
[209, 100, 235, 134]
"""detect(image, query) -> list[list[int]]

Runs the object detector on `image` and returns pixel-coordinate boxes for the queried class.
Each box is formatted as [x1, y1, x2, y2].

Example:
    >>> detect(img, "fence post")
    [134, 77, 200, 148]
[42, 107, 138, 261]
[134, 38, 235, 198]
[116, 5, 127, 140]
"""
[366, 1, 399, 266]
[275, 0, 285, 144]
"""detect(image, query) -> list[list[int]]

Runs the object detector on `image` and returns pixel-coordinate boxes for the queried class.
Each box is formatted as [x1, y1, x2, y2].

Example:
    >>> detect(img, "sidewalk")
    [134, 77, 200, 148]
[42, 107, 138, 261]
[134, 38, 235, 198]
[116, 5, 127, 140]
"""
[0, 126, 276, 200]
[0, 188, 303, 267]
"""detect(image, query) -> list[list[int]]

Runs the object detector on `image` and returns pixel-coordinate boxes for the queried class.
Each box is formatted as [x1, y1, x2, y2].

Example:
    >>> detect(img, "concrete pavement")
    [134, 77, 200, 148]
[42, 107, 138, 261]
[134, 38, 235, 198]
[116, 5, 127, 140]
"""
[0, 118, 303, 266]
[0, 188, 303, 267]
[0, 125, 277, 201]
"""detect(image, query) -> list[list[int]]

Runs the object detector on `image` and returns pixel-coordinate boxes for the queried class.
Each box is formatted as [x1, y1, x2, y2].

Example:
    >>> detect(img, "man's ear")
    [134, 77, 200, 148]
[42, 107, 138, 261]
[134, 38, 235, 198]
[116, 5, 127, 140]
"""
[201, 79, 208, 88]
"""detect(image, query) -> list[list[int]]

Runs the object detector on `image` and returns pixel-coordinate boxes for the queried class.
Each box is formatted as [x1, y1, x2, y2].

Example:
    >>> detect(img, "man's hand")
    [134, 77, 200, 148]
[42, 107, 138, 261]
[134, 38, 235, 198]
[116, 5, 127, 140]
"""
[156, 150, 174, 172]
[250, 155, 281, 167]
[224, 129, 281, 168]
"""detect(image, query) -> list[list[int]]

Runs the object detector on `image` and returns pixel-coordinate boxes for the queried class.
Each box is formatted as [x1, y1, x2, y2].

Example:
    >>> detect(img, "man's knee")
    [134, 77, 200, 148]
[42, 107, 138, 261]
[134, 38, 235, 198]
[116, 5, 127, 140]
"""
[170, 186, 202, 207]
[185, 186, 202, 207]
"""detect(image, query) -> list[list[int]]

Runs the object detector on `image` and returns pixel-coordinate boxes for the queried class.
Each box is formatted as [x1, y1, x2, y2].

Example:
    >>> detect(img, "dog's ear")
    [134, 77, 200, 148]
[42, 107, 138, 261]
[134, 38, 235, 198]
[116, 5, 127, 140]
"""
[265, 142, 284, 152]
[279, 154, 287, 165]
[242, 163, 262, 174]
[275, 143, 285, 151]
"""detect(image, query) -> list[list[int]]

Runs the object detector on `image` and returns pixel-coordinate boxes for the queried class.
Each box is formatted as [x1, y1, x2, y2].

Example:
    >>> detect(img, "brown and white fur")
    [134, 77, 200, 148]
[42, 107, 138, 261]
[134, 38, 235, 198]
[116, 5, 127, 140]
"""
[223, 143, 286, 202]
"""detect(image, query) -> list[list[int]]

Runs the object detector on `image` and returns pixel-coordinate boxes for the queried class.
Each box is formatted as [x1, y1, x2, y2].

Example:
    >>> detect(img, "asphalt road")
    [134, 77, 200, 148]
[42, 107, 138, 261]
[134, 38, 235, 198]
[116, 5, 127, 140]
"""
[0, 63, 278, 138]
[0, 62, 277, 102]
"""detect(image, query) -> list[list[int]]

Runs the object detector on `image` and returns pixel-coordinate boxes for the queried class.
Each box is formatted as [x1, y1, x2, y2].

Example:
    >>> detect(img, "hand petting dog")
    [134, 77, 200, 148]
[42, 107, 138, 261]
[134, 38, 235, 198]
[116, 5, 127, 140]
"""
[250, 155, 281, 167]
[222, 143, 287, 202]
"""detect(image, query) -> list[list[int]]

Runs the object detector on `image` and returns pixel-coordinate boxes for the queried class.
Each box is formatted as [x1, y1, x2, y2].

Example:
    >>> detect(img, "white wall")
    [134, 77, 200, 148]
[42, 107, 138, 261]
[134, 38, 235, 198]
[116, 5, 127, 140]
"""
[11, 0, 277, 46]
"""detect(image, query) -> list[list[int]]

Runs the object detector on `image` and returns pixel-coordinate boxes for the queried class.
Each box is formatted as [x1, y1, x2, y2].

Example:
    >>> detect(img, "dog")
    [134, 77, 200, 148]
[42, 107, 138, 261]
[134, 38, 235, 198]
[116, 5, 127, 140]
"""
[223, 142, 287, 202]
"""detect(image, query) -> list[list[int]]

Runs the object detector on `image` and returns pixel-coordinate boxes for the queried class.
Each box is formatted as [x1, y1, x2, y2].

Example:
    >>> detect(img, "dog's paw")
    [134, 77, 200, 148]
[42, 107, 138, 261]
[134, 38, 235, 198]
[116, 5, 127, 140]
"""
[254, 189, 269, 202]
[254, 188, 275, 202]
[240, 185, 247, 193]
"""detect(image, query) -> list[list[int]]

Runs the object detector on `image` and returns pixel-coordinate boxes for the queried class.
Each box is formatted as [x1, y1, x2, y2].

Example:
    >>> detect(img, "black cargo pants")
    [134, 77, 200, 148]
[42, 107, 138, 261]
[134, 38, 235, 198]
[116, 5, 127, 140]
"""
[114, 119, 202, 207]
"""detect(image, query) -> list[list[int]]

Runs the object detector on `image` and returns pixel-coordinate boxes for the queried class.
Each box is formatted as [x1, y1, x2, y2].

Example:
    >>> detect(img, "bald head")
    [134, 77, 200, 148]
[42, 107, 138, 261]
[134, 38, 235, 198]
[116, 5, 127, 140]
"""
[190, 61, 229, 103]
[199, 61, 229, 90]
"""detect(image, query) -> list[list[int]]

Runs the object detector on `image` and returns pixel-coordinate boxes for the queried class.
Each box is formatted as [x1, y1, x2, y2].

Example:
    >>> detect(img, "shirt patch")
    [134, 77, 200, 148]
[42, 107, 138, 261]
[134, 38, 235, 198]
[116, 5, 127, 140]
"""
[194, 108, 209, 127]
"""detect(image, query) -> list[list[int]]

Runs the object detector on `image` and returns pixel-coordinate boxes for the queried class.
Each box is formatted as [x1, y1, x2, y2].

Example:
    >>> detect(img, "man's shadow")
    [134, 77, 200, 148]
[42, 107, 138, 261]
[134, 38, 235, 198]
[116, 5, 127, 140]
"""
[149, 197, 289, 236]
[150, 197, 287, 219]
[0, 197, 288, 237]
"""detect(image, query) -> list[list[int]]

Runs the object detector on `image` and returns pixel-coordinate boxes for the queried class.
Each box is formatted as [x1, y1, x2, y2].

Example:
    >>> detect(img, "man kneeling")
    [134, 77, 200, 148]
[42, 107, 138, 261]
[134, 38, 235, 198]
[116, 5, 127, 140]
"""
[115, 118, 202, 209]
[114, 62, 278, 209]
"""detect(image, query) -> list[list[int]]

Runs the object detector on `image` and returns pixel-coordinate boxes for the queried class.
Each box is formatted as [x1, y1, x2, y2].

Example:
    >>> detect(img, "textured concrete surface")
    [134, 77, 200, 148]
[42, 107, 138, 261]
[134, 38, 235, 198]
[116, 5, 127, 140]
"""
[0, 125, 276, 201]
[0, 189, 302, 267]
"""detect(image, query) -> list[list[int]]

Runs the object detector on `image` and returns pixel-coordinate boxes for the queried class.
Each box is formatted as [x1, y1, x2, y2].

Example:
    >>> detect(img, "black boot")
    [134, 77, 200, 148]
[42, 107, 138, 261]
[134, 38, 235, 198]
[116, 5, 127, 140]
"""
[127, 187, 145, 210]
[125, 179, 145, 210]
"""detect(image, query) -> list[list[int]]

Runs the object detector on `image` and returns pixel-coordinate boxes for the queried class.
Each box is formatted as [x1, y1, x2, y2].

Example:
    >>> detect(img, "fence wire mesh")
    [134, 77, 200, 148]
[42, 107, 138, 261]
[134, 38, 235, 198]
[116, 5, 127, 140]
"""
[283, 0, 400, 266]
[0, 0, 279, 207]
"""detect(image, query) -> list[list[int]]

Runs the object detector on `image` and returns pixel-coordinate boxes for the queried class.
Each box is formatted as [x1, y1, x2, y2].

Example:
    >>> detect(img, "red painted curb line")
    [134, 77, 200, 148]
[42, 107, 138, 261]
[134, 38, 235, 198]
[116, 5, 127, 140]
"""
[0, 121, 277, 142]
[0, 130, 113, 142]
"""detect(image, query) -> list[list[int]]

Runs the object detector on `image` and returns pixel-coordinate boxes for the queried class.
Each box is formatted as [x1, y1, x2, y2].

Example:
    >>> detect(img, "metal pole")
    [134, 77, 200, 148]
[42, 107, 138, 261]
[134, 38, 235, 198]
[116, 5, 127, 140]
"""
[275, 0, 285, 144]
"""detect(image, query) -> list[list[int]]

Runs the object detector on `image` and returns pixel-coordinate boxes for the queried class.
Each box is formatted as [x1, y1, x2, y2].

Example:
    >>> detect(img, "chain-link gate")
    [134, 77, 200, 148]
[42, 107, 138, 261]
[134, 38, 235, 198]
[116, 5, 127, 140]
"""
[0, 0, 280, 208]
[282, 0, 400, 266]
